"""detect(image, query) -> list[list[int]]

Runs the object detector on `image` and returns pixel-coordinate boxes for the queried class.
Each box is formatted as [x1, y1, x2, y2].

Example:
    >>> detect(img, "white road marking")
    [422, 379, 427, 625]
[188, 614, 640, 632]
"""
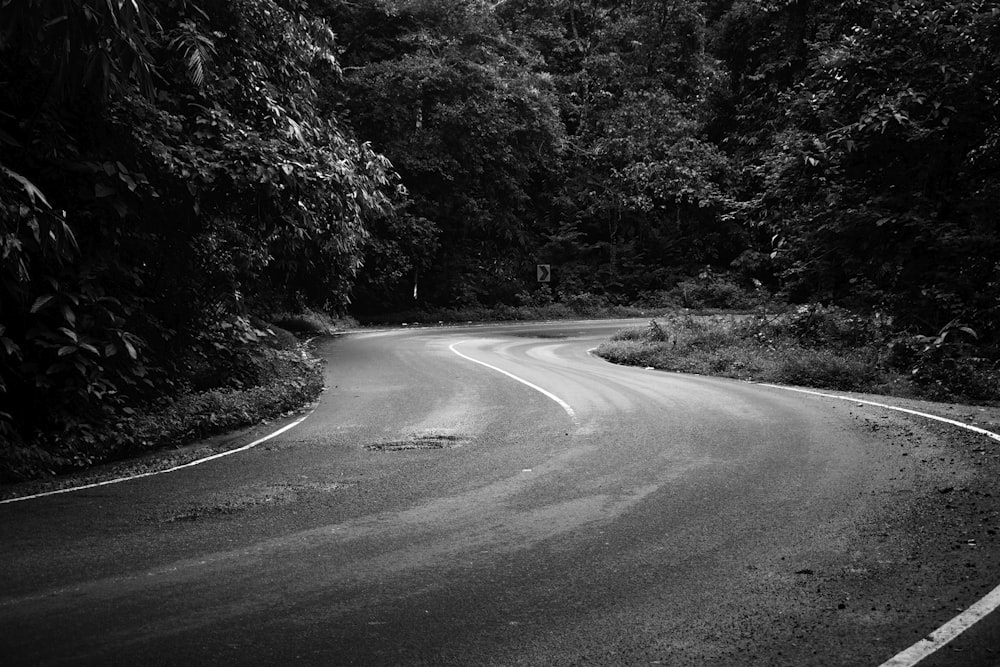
[759, 384, 1000, 443]
[448, 341, 577, 421]
[0, 411, 314, 505]
[7, 334, 996, 663]
[759, 383, 1000, 665]
[878, 583, 1000, 667]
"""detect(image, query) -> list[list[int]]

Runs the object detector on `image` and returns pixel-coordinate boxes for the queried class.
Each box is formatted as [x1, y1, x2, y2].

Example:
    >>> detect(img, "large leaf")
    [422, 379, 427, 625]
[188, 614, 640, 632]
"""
[30, 295, 55, 313]
[2, 166, 51, 208]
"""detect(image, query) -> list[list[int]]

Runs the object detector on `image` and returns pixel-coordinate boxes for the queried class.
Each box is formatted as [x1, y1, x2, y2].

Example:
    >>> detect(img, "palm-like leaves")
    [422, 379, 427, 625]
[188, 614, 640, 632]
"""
[167, 19, 216, 88]
[0, 0, 158, 101]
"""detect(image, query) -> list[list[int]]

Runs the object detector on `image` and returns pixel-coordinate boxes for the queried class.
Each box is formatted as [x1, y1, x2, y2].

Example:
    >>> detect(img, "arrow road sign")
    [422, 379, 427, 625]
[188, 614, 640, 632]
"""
[537, 264, 551, 283]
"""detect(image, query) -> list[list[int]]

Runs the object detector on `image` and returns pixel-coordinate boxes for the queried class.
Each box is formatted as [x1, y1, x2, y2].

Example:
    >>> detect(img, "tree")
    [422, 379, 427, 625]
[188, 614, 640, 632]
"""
[0, 0, 403, 460]
[326, 0, 566, 307]
[513, 0, 741, 295]
[741, 0, 1000, 333]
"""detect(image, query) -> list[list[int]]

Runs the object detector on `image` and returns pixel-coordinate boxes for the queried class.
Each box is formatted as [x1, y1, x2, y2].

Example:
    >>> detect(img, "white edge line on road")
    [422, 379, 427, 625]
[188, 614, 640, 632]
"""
[759, 383, 1000, 443]
[878, 583, 1000, 667]
[448, 341, 577, 421]
[0, 410, 314, 505]
[759, 383, 1000, 666]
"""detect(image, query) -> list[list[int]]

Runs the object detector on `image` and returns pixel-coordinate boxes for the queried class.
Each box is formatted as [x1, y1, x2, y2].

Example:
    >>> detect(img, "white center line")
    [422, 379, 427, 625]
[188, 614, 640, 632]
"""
[448, 340, 577, 421]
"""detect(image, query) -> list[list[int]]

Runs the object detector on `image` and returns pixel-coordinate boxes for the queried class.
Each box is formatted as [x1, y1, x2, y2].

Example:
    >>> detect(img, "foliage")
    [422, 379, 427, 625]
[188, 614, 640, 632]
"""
[325, 0, 752, 309]
[356, 297, 662, 326]
[759, 305, 894, 351]
[600, 307, 1000, 402]
[0, 329, 323, 482]
[519, 0, 744, 299]
[726, 0, 1000, 336]
[269, 309, 356, 335]
[0, 0, 400, 462]
[4, 0, 1000, 477]
[0, 1, 159, 448]
[324, 0, 565, 308]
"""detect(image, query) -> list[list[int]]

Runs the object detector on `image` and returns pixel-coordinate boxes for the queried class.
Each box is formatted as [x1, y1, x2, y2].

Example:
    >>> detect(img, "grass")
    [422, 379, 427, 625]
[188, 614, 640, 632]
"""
[595, 309, 1000, 404]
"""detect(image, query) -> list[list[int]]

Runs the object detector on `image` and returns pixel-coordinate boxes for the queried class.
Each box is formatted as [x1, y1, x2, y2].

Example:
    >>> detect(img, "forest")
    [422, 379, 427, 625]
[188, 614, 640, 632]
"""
[1, 0, 998, 479]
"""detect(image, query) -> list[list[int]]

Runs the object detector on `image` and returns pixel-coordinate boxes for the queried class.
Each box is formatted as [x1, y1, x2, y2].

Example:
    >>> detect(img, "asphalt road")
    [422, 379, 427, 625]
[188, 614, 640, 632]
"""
[2, 319, 999, 666]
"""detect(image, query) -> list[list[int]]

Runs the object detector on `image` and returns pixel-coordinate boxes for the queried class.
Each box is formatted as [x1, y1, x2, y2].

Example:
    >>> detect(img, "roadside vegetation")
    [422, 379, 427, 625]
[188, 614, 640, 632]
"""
[3, 1, 998, 481]
[597, 307, 999, 405]
[361, 273, 775, 325]
[0, 312, 338, 483]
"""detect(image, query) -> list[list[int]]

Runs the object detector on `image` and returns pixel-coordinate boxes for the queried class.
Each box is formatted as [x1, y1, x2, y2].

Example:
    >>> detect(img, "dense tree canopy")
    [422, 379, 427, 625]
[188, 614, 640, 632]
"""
[0, 0, 402, 449]
[2, 0, 999, 455]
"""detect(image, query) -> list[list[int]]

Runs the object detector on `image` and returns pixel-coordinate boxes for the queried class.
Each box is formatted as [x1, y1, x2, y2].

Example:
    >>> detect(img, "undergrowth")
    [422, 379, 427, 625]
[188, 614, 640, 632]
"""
[358, 296, 755, 326]
[597, 306, 999, 403]
[0, 320, 325, 484]
[358, 301, 658, 325]
[359, 274, 775, 325]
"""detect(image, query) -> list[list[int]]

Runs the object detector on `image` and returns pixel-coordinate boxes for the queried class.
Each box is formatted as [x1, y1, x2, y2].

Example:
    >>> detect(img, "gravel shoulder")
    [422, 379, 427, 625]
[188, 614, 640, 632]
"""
[749, 386, 1000, 665]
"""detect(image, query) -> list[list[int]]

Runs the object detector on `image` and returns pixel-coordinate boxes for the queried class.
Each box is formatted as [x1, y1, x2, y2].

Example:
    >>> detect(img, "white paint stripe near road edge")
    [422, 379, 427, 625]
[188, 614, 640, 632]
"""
[879, 583, 1000, 667]
[0, 411, 314, 505]
[759, 383, 1000, 443]
[448, 341, 577, 421]
[759, 383, 1000, 666]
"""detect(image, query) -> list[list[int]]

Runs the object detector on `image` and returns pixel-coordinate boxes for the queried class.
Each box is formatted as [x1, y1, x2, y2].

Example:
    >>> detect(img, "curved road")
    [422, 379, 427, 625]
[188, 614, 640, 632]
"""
[2, 320, 999, 665]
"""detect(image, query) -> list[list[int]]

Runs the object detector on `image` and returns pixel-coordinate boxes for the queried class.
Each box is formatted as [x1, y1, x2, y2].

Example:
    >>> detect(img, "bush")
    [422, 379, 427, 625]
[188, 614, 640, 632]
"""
[770, 305, 893, 351]
[610, 328, 646, 342]
[562, 291, 610, 316]
[270, 309, 354, 335]
[515, 285, 556, 307]
[909, 357, 1000, 402]
[594, 306, 1000, 402]
[634, 290, 683, 309]
[774, 349, 883, 390]
[646, 319, 669, 342]
[665, 272, 768, 310]
[0, 323, 324, 483]
[611, 319, 670, 342]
